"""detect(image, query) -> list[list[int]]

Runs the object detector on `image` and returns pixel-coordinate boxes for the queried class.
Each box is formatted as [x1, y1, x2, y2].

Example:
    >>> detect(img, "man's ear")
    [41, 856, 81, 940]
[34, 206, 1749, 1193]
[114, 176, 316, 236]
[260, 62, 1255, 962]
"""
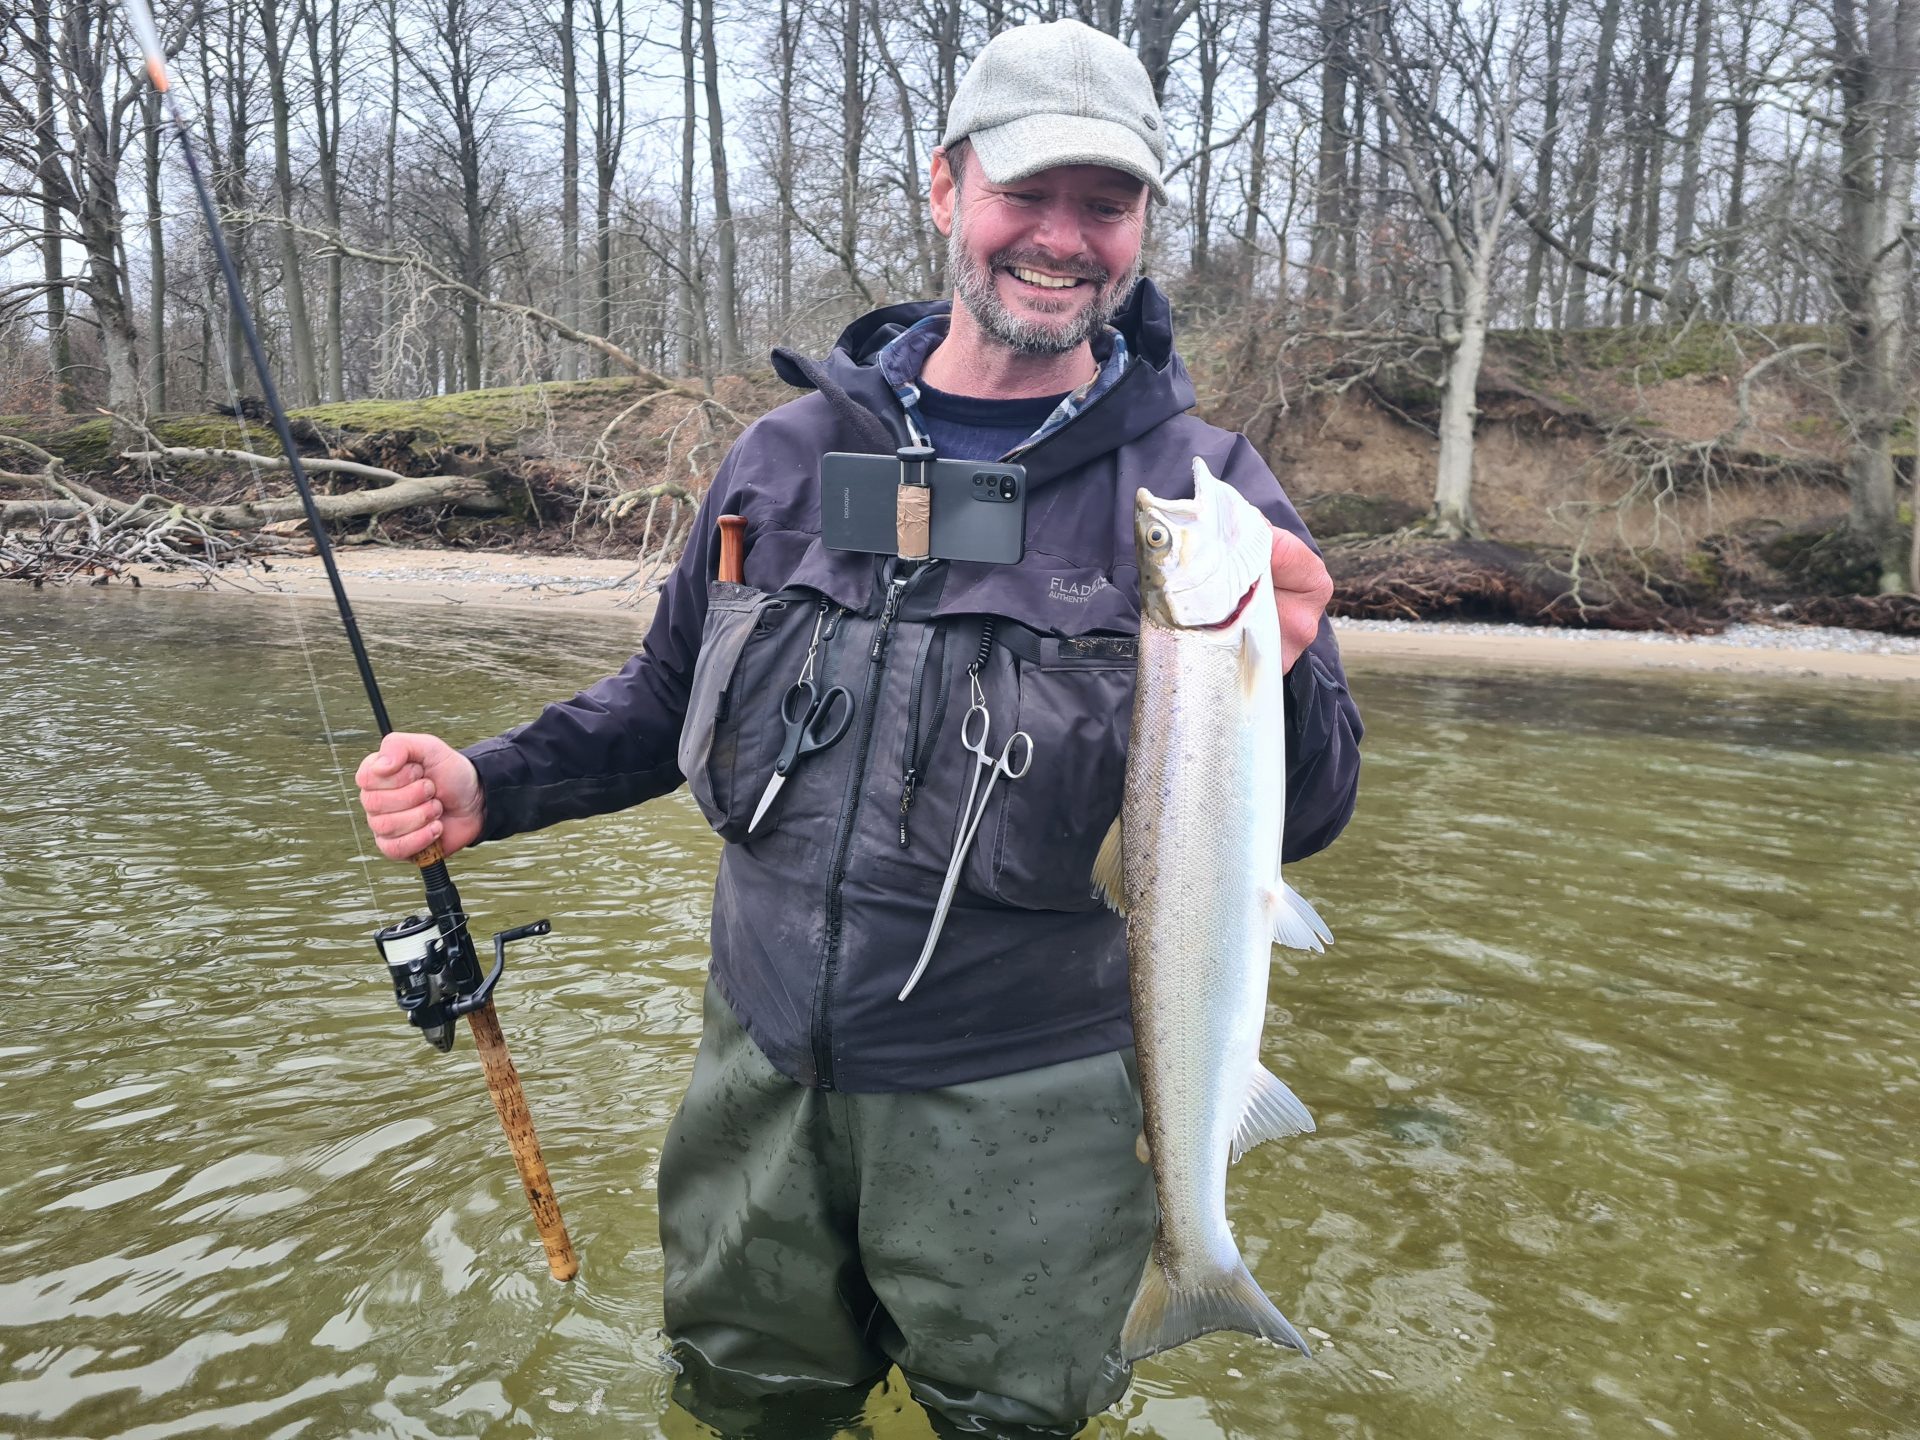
[930, 146, 957, 237]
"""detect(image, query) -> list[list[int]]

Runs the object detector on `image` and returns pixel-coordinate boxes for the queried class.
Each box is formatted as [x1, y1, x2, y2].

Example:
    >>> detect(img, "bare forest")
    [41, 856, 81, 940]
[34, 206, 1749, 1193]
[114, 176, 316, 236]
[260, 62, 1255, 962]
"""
[6, 0, 1920, 619]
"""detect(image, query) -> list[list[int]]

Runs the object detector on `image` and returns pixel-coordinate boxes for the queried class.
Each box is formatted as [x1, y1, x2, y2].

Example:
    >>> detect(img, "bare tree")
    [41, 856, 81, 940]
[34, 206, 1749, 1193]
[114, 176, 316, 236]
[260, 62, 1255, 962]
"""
[0, 0, 155, 433]
[142, 84, 166, 409]
[587, 0, 629, 371]
[1519, 0, 1566, 325]
[400, 0, 510, 388]
[301, 0, 349, 399]
[1663, 0, 1713, 315]
[259, 0, 319, 402]
[31, 0, 78, 410]
[1825, 0, 1920, 591]
[1558, 0, 1622, 327]
[552, 0, 581, 380]
[1306, 0, 1353, 312]
[1363, 0, 1531, 537]
[700, 0, 741, 369]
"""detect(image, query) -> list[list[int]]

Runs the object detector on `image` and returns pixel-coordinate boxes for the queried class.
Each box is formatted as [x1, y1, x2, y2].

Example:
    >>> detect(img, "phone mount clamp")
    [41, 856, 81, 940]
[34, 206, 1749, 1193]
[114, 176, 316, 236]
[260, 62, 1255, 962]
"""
[895, 445, 934, 561]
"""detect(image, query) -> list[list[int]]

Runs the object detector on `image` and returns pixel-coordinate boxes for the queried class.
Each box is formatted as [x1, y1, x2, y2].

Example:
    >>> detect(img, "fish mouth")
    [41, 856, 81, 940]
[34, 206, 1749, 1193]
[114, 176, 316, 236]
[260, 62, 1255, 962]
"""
[1200, 576, 1262, 630]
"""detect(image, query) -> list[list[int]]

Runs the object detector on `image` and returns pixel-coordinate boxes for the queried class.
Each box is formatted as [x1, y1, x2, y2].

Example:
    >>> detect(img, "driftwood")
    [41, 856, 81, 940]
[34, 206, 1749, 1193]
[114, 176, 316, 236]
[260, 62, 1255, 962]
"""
[117, 444, 509, 528]
[0, 441, 506, 534]
[1, 429, 509, 587]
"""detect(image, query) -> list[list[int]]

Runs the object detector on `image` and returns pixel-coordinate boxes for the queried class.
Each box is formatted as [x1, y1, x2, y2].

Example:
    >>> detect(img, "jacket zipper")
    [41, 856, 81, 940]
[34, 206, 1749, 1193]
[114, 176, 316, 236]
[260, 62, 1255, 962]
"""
[813, 563, 914, 1089]
[897, 623, 950, 847]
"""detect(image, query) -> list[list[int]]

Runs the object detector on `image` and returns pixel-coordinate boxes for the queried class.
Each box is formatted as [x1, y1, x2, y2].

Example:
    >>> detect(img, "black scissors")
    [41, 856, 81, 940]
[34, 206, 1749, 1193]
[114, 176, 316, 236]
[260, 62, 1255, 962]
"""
[748, 680, 855, 833]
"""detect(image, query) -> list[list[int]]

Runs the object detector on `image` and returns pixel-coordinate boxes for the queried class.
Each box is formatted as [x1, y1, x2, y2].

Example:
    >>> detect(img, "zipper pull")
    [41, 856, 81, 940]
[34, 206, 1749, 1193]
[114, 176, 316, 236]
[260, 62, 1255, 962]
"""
[899, 768, 918, 847]
[870, 578, 907, 661]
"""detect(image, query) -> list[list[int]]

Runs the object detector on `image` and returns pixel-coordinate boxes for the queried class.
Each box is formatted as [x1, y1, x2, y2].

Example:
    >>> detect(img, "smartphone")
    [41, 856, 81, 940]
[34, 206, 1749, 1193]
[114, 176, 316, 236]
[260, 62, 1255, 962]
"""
[819, 452, 1027, 565]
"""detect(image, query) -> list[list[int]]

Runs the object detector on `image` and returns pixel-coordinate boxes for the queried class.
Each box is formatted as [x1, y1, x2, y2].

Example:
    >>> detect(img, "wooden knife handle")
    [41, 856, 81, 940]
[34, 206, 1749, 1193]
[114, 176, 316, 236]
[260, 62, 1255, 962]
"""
[717, 515, 747, 584]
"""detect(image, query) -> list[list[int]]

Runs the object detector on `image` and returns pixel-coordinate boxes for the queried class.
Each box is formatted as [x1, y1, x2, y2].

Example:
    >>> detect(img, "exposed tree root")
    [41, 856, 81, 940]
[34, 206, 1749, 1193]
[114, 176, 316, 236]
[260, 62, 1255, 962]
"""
[1327, 537, 1713, 631]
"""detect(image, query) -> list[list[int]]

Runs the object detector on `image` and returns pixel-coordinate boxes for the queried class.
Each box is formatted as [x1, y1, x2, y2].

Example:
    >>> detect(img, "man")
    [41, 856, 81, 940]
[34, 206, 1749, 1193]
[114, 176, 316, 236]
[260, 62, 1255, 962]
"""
[356, 19, 1361, 1437]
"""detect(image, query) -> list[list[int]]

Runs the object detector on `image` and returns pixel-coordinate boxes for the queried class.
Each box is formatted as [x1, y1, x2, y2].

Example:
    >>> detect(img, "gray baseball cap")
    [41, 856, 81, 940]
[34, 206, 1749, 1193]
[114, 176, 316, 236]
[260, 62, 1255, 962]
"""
[943, 20, 1168, 205]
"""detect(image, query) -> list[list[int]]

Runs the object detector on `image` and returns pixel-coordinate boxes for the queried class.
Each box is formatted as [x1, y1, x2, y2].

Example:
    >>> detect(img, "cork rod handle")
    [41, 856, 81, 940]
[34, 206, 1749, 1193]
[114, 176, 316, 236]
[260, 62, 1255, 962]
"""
[405, 847, 578, 1283]
[468, 999, 580, 1281]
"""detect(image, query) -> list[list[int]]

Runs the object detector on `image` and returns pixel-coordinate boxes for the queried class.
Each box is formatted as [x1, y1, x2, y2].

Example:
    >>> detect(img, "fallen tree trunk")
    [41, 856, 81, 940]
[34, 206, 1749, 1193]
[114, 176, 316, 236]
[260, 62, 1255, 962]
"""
[0, 444, 508, 533]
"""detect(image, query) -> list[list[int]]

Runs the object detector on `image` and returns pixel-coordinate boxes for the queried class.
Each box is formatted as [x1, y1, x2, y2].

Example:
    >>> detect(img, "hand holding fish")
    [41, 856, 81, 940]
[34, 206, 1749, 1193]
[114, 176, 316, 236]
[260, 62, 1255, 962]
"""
[1269, 525, 1334, 672]
[355, 732, 485, 862]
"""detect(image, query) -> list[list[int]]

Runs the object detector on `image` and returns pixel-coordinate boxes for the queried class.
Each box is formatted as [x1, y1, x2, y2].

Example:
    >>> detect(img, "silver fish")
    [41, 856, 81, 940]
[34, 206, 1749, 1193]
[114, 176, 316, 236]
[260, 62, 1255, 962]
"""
[1093, 456, 1331, 1364]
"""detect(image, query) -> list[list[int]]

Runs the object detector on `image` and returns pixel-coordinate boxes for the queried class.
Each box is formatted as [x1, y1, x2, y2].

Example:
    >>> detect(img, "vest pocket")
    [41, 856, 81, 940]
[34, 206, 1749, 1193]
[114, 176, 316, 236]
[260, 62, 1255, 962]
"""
[677, 582, 811, 842]
[960, 628, 1137, 912]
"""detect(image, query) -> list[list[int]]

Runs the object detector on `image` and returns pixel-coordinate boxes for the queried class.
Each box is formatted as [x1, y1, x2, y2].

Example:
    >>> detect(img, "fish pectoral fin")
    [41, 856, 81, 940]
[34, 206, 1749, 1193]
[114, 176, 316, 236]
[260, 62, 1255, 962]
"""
[1091, 816, 1128, 914]
[1237, 623, 1264, 699]
[1268, 881, 1331, 952]
[1120, 1250, 1313, 1363]
[1232, 1063, 1315, 1162]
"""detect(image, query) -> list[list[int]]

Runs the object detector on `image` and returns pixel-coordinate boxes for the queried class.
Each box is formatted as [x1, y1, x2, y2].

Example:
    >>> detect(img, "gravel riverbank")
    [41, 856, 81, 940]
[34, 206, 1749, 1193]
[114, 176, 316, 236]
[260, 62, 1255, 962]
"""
[1336, 617, 1920, 658]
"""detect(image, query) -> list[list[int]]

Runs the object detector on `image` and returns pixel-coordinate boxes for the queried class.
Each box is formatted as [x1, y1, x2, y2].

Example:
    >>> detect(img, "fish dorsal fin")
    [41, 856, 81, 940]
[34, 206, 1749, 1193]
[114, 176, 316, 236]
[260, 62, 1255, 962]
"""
[1091, 815, 1127, 914]
[1232, 1063, 1315, 1163]
[1267, 883, 1331, 952]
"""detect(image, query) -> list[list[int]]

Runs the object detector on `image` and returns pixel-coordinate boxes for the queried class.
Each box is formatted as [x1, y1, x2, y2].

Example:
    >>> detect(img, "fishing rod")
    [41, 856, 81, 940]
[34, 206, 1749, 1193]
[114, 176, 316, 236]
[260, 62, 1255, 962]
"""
[121, 0, 577, 1283]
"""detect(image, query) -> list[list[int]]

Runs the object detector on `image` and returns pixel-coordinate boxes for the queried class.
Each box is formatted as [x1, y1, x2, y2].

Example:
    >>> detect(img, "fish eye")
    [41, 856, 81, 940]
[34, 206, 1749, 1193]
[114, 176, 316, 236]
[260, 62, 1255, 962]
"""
[1145, 523, 1171, 549]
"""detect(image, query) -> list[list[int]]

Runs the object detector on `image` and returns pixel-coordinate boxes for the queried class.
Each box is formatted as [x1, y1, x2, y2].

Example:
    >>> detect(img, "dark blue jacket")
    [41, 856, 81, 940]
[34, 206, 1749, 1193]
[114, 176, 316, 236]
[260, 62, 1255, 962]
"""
[464, 281, 1362, 1091]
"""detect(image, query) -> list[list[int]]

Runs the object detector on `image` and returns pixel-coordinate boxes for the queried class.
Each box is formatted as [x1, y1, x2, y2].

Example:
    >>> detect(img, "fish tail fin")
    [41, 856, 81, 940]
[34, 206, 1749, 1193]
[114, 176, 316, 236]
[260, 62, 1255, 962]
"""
[1120, 1251, 1313, 1364]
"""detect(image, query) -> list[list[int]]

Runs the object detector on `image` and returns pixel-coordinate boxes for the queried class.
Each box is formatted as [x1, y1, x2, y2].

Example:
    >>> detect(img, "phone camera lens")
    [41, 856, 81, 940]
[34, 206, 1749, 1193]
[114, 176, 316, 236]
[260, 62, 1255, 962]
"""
[999, 479, 1016, 500]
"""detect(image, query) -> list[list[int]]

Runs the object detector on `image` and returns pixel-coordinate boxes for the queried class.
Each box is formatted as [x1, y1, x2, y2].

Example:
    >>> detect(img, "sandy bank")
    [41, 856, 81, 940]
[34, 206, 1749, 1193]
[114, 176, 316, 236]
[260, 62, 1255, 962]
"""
[114, 547, 1920, 686]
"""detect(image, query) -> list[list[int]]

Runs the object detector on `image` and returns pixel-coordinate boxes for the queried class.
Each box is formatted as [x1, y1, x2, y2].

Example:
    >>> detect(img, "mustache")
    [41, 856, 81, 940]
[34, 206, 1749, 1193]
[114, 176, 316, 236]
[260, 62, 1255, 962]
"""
[991, 249, 1110, 285]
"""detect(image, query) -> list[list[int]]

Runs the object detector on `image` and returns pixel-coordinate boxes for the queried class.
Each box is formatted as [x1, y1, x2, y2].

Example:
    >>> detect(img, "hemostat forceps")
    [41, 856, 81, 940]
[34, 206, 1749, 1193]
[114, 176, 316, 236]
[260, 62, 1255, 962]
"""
[897, 664, 1033, 1001]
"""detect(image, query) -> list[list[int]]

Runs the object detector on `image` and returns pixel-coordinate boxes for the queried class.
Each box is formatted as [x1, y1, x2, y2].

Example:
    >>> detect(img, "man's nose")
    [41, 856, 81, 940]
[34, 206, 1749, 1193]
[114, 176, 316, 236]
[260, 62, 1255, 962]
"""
[1029, 199, 1088, 258]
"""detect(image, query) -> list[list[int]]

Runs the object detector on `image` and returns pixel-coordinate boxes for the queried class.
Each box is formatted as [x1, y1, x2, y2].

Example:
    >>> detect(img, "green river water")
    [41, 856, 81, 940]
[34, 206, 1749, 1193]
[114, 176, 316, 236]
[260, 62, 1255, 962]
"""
[2, 586, 1916, 1440]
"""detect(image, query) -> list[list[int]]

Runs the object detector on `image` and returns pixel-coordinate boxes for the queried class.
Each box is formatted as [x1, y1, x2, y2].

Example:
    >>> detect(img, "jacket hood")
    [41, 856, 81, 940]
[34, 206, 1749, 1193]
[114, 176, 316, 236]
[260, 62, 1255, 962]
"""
[770, 278, 1196, 487]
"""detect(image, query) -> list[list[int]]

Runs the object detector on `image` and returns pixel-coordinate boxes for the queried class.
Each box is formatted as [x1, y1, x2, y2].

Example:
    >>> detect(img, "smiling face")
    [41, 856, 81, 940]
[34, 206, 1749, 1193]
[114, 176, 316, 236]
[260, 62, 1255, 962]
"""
[932, 143, 1149, 357]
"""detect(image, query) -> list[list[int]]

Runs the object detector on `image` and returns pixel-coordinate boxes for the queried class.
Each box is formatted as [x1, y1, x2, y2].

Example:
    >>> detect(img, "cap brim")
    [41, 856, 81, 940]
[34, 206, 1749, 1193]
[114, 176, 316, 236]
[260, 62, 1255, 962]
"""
[969, 114, 1167, 205]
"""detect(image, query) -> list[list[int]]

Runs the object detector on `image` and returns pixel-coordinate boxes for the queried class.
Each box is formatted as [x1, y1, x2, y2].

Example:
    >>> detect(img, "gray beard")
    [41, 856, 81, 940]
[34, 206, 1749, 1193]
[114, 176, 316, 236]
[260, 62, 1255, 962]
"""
[947, 216, 1139, 357]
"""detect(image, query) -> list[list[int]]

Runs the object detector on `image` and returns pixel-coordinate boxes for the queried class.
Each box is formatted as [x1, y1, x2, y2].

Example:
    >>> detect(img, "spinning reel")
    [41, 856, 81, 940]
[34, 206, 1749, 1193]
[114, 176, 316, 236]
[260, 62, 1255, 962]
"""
[374, 879, 550, 1051]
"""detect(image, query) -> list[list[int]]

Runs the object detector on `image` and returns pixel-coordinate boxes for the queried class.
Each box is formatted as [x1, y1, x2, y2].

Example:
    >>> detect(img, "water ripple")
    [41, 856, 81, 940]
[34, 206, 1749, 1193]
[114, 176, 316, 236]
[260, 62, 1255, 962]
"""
[3, 591, 1916, 1438]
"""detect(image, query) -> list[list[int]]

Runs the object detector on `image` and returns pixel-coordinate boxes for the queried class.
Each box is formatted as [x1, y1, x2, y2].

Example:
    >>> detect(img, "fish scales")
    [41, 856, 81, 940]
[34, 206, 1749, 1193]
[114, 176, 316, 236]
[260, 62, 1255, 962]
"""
[1127, 610, 1282, 1283]
[1104, 457, 1327, 1365]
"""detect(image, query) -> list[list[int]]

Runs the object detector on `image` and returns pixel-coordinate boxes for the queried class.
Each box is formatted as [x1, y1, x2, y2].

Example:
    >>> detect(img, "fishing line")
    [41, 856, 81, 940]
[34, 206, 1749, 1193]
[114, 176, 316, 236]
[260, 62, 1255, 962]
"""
[124, 0, 579, 1283]
[284, 576, 385, 922]
[161, 68, 385, 929]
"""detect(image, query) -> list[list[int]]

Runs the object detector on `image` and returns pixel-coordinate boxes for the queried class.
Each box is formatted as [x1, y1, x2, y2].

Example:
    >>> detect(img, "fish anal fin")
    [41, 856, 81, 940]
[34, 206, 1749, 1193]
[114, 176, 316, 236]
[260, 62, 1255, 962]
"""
[1267, 882, 1331, 952]
[1120, 1250, 1313, 1363]
[1232, 1063, 1315, 1163]
[1091, 815, 1127, 914]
